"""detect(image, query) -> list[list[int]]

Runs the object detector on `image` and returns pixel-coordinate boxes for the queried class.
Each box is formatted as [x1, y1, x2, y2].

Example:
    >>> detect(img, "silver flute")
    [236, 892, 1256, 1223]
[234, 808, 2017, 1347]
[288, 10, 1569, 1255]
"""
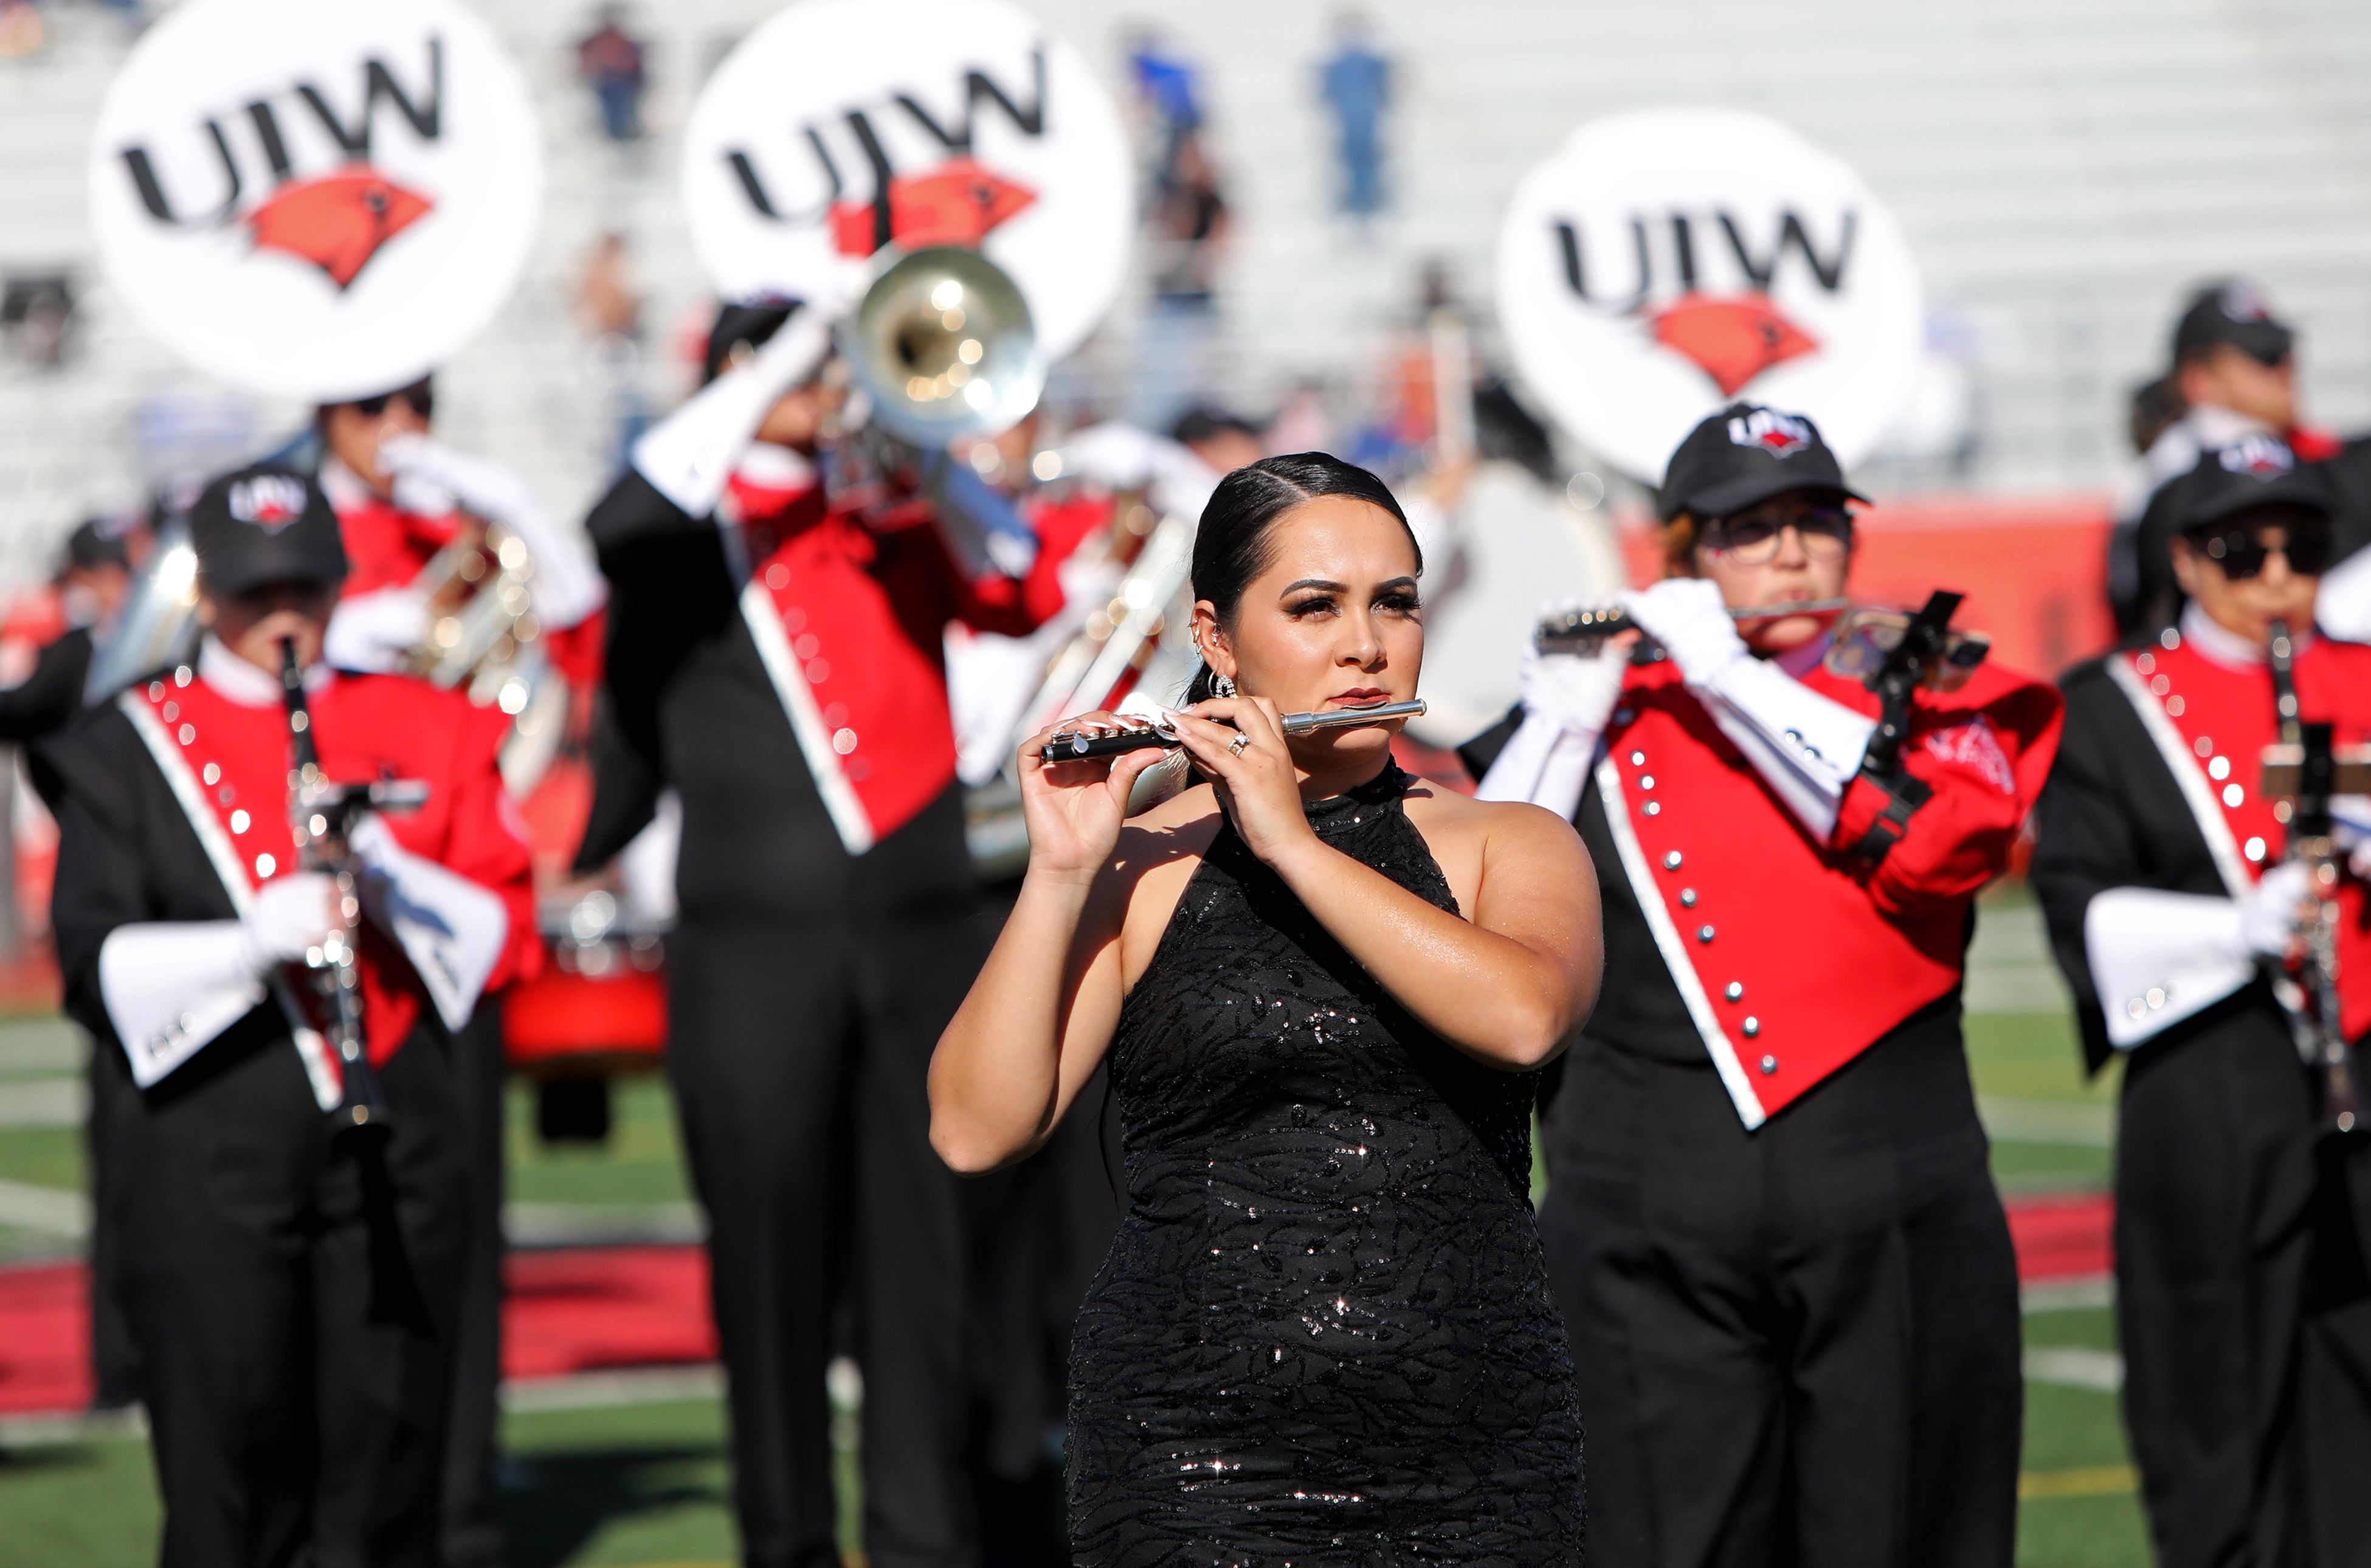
[1534, 597, 1853, 653]
[1048, 700, 1427, 761]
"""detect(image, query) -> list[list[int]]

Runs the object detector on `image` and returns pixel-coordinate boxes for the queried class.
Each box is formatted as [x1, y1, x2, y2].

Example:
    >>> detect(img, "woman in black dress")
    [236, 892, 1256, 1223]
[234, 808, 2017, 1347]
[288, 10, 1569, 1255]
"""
[932, 454, 1600, 1565]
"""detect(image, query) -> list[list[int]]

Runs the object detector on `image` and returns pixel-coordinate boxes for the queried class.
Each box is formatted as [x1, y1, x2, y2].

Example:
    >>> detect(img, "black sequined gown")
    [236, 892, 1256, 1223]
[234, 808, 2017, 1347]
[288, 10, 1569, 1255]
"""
[1068, 765, 1584, 1566]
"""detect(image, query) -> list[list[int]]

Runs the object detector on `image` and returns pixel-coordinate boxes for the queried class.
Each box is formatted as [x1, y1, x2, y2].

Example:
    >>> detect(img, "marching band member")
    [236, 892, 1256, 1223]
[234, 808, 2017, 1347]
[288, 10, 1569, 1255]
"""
[2111, 281, 2344, 637]
[313, 376, 607, 688]
[312, 376, 606, 1567]
[0, 516, 139, 739]
[2031, 438, 2371, 1565]
[38, 465, 537, 1568]
[1466, 402, 2062, 1567]
[577, 298, 1091, 1568]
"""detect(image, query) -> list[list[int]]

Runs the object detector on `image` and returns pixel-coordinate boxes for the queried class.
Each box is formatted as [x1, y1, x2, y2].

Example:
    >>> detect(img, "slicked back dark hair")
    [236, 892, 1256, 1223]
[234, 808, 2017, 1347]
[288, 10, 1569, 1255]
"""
[1185, 452, 1419, 703]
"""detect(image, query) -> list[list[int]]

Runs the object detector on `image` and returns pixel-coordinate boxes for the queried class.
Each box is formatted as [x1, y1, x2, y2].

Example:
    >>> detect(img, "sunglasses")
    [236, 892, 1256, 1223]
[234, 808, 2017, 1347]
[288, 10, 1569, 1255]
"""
[1704, 506, 1855, 565]
[350, 380, 434, 420]
[2195, 523, 2333, 580]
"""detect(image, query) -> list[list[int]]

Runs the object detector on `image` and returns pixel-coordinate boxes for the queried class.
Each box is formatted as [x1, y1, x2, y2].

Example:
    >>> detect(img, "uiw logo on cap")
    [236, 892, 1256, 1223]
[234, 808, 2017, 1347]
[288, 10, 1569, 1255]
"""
[229, 475, 310, 530]
[2219, 435, 2294, 480]
[2219, 281, 2275, 323]
[1728, 407, 1812, 457]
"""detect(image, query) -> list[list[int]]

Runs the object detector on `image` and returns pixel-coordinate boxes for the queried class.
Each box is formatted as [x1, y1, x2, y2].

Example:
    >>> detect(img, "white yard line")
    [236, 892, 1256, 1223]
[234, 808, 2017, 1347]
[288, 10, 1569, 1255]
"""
[0, 1177, 88, 1237]
[1979, 1096, 2116, 1148]
[0, 1077, 83, 1128]
[2024, 1345, 2125, 1393]
[504, 1201, 705, 1248]
[0, 1365, 731, 1446]
[2023, 1276, 2115, 1314]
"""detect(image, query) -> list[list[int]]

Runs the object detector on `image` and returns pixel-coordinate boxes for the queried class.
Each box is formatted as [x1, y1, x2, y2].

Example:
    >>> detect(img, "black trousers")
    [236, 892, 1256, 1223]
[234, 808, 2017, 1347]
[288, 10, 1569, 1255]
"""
[668, 905, 982, 1568]
[105, 1021, 468, 1568]
[1539, 1017, 2021, 1568]
[440, 1001, 509, 1568]
[84, 1021, 143, 1407]
[2114, 1001, 2371, 1568]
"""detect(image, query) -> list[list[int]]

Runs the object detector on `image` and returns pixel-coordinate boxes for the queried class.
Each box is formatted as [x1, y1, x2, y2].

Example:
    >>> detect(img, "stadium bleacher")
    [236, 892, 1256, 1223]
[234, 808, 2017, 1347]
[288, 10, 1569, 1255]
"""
[5, 0, 2371, 590]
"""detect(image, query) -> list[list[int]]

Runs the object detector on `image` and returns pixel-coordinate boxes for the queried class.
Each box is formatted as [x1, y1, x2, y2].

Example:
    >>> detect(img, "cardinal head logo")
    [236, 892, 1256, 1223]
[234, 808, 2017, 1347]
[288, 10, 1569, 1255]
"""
[829, 156, 1038, 258]
[247, 167, 435, 291]
[1727, 407, 1814, 458]
[229, 474, 310, 531]
[2219, 435, 2295, 480]
[1652, 293, 1820, 397]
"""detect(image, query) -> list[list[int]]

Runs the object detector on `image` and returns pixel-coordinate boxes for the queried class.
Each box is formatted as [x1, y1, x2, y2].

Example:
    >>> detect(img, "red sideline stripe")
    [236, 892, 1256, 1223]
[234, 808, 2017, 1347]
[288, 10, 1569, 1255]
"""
[2004, 1192, 2114, 1282]
[501, 1245, 714, 1381]
[0, 1194, 2115, 1420]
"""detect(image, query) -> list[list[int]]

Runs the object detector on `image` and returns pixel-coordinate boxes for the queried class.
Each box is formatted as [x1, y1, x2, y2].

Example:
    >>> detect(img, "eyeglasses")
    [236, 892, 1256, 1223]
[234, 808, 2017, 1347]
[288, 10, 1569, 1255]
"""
[350, 381, 433, 420]
[2197, 523, 2334, 579]
[1703, 506, 1854, 566]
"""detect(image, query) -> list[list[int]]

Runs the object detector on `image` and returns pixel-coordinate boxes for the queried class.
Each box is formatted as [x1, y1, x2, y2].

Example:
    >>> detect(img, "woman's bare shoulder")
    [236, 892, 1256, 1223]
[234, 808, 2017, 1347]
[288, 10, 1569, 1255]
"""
[1403, 781, 1588, 864]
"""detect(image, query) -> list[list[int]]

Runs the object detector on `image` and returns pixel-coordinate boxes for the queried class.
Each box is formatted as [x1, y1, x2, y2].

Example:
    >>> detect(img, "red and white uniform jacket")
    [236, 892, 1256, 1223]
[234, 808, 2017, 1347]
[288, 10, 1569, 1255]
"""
[716, 454, 1100, 851]
[1589, 656, 2059, 1124]
[1471, 637, 2062, 1128]
[43, 638, 539, 1107]
[2033, 606, 2371, 1072]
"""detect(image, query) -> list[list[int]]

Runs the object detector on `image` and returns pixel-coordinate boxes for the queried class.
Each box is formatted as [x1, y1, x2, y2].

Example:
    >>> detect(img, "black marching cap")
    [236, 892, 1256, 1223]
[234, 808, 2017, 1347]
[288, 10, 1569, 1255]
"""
[1658, 401, 1869, 523]
[2163, 435, 2332, 536]
[2171, 280, 2295, 368]
[187, 463, 348, 596]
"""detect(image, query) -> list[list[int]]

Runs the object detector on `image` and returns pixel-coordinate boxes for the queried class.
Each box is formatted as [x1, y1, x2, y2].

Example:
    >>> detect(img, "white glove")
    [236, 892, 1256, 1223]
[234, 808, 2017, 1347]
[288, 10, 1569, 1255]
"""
[322, 585, 430, 674]
[1520, 626, 1626, 740]
[240, 871, 342, 973]
[630, 308, 834, 522]
[2083, 887, 2256, 1049]
[378, 434, 607, 629]
[2315, 543, 2371, 643]
[97, 876, 339, 1089]
[2240, 860, 2315, 956]
[2335, 797, 2371, 881]
[1618, 579, 1747, 688]
[349, 815, 509, 1031]
[1619, 579, 1872, 837]
[1474, 604, 1624, 815]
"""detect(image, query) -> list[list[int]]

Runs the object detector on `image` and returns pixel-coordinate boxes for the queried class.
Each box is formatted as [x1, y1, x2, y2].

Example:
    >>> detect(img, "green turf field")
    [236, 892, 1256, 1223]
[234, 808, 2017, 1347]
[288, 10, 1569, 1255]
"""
[0, 894, 2153, 1566]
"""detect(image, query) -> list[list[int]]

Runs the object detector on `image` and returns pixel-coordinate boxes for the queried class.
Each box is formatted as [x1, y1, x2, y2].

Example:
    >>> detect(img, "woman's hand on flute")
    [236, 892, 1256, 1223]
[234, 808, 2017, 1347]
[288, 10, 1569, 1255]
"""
[1016, 711, 1172, 885]
[1164, 696, 1323, 871]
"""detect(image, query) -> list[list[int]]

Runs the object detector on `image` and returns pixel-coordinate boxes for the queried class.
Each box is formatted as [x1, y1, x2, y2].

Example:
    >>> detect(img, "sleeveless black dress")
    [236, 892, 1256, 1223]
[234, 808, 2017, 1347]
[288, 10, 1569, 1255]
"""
[1068, 764, 1584, 1566]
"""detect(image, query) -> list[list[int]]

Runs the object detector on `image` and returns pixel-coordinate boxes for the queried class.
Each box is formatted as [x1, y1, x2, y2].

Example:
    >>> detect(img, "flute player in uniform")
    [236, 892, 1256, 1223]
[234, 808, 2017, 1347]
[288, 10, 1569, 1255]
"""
[1465, 402, 2062, 1568]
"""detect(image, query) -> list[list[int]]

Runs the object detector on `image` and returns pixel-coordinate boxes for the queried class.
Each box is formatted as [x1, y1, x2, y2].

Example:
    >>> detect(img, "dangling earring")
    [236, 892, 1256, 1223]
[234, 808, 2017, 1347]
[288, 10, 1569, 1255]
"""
[1210, 671, 1237, 699]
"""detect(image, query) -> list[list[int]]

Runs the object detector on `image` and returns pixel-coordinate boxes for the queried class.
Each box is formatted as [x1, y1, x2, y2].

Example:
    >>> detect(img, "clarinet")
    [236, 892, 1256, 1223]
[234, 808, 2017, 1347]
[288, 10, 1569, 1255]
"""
[278, 638, 423, 1143]
[2265, 618, 2360, 1135]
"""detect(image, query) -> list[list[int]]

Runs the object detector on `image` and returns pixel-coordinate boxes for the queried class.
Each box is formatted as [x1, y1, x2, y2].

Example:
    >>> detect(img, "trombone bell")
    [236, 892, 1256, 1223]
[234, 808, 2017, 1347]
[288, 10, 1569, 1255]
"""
[845, 246, 1045, 445]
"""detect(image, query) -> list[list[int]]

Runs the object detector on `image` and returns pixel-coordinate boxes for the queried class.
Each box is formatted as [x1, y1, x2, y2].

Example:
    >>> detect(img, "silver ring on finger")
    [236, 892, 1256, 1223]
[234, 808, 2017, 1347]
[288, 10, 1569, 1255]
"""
[1227, 733, 1251, 756]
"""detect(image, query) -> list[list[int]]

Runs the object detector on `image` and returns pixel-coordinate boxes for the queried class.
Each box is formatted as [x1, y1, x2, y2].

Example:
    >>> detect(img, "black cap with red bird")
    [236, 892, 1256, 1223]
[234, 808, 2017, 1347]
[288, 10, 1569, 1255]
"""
[187, 463, 349, 596]
[1658, 402, 1870, 523]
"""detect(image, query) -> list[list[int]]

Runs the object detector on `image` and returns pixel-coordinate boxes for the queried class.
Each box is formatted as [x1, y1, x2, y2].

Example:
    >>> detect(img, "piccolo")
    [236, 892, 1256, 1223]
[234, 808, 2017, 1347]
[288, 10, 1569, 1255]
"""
[1536, 598, 1852, 652]
[1047, 700, 1427, 761]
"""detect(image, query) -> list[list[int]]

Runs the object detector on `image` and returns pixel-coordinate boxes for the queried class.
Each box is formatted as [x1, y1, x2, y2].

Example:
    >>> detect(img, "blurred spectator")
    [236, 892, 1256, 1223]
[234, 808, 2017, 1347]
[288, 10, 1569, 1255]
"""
[1134, 131, 1230, 430]
[576, 6, 648, 143]
[1170, 406, 1266, 475]
[1, 273, 75, 370]
[1266, 381, 1335, 456]
[1317, 11, 1393, 219]
[575, 232, 649, 473]
[0, 0, 44, 59]
[1125, 25, 1205, 199]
